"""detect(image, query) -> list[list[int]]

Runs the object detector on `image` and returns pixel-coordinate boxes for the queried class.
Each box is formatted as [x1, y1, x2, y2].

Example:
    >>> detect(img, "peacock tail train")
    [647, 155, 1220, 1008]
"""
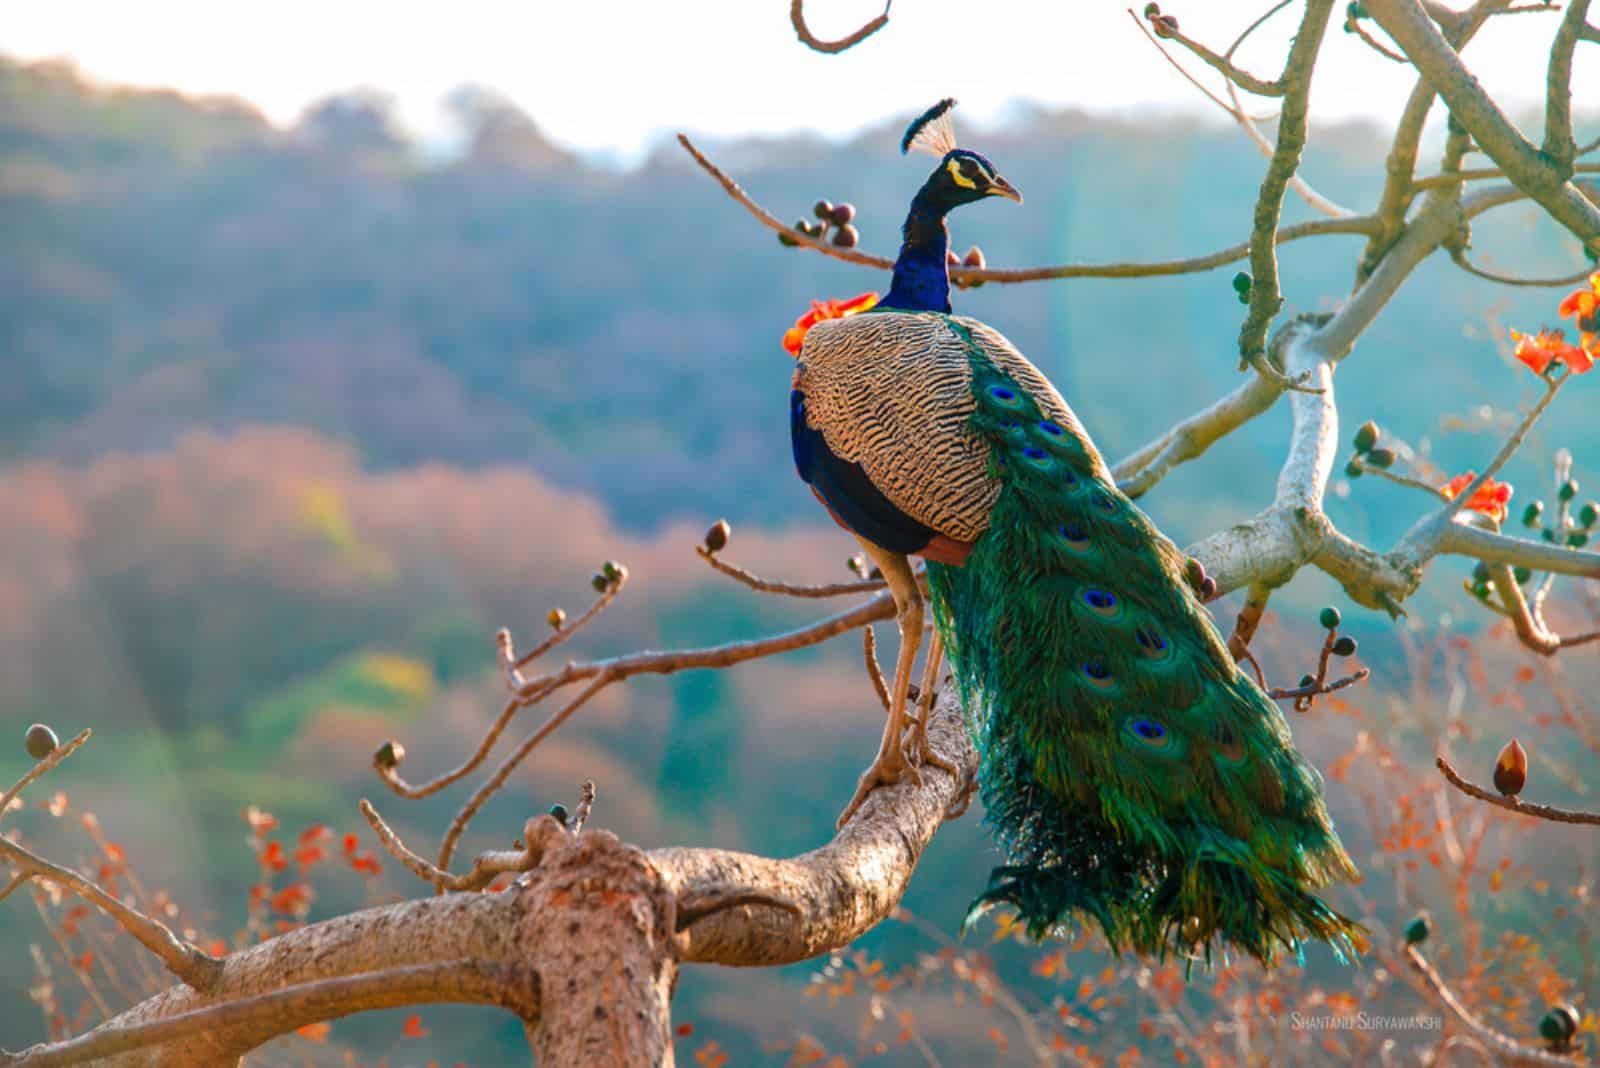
[910, 318, 1364, 966]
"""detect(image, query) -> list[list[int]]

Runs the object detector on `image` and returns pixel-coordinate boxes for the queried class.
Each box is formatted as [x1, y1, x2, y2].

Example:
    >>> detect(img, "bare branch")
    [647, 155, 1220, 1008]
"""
[790, 0, 890, 54]
[0, 836, 223, 992]
[1364, 0, 1600, 257]
[1130, 8, 1355, 219]
[0, 729, 91, 828]
[696, 545, 885, 597]
[1404, 945, 1586, 1067]
[510, 577, 624, 674]
[1542, 0, 1592, 172]
[0, 961, 533, 1068]
[1346, 15, 1410, 62]
[660, 691, 975, 966]
[361, 800, 541, 892]
[1114, 347, 1287, 498]
[1435, 755, 1600, 824]
[1449, 249, 1599, 288]
[1238, 0, 1338, 370]
[1, 729, 223, 991]
[1135, 6, 1286, 95]
[677, 134, 1376, 283]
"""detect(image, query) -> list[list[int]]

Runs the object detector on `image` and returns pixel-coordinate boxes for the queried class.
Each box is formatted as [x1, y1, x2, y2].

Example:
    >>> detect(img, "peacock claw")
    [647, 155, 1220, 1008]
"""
[836, 750, 909, 828]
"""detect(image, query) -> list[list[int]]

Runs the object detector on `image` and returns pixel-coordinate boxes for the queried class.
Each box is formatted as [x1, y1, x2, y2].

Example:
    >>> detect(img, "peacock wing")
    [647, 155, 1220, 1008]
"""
[795, 311, 1101, 543]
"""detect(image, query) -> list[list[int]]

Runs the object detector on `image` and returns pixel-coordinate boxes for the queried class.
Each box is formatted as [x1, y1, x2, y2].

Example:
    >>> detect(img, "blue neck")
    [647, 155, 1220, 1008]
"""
[881, 189, 951, 313]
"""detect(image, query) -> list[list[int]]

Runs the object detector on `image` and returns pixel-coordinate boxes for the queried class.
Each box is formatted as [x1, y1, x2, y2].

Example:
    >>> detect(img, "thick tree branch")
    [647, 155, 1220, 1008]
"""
[2, 693, 976, 1067]
[1364, 0, 1600, 257]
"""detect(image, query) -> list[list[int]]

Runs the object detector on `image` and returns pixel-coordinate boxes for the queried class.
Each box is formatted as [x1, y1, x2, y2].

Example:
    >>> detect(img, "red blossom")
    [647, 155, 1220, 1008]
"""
[402, 1014, 429, 1039]
[781, 292, 879, 356]
[1441, 471, 1514, 523]
[1511, 329, 1593, 376]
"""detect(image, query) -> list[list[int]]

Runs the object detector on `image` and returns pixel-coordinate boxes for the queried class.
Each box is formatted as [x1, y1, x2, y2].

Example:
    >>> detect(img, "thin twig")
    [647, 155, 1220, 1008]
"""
[1406, 945, 1596, 1067]
[1267, 668, 1370, 703]
[511, 578, 624, 673]
[697, 546, 885, 598]
[1351, 458, 1453, 499]
[790, 0, 890, 54]
[0, 729, 91, 828]
[1449, 249, 1598, 287]
[1412, 160, 1600, 190]
[1134, 6, 1286, 95]
[1346, 16, 1411, 62]
[1435, 755, 1600, 824]
[360, 800, 539, 892]
[1437, 370, 1566, 526]
[437, 675, 615, 881]
[1131, 8, 1355, 218]
[0, 836, 222, 990]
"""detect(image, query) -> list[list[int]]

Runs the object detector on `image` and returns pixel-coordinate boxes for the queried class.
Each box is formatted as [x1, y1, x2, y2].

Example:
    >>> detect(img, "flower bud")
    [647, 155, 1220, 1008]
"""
[1492, 738, 1527, 797]
[1559, 479, 1578, 502]
[1471, 561, 1491, 584]
[24, 723, 58, 761]
[1143, 1, 1160, 16]
[813, 199, 834, 221]
[1198, 576, 1217, 600]
[1231, 271, 1252, 295]
[1569, 531, 1589, 548]
[1580, 501, 1599, 528]
[1366, 447, 1396, 469]
[1298, 674, 1316, 688]
[847, 554, 866, 577]
[1319, 607, 1341, 630]
[831, 224, 859, 249]
[1522, 500, 1544, 527]
[830, 203, 856, 226]
[1155, 13, 1179, 35]
[547, 608, 566, 630]
[704, 519, 731, 553]
[548, 803, 570, 827]
[1345, 460, 1363, 479]
[1331, 636, 1358, 657]
[1513, 566, 1532, 584]
[1353, 421, 1379, 453]
[591, 573, 609, 592]
[1403, 914, 1429, 945]
[374, 740, 406, 770]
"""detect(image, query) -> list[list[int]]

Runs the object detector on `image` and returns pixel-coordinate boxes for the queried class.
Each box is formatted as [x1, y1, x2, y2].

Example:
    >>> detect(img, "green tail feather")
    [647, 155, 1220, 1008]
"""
[927, 319, 1364, 966]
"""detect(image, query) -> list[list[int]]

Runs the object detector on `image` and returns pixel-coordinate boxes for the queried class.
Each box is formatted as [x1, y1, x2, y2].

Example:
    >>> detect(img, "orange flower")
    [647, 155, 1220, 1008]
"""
[781, 292, 879, 356]
[1557, 272, 1598, 323]
[1511, 328, 1593, 376]
[1559, 272, 1600, 353]
[1441, 471, 1514, 524]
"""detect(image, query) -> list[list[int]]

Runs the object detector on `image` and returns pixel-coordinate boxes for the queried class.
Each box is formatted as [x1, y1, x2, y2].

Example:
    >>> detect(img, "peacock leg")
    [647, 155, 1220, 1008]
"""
[837, 539, 923, 828]
[907, 630, 958, 778]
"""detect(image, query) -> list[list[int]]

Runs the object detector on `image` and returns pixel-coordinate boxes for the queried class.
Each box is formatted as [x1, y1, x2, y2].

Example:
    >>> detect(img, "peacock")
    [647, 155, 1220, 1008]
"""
[788, 99, 1362, 964]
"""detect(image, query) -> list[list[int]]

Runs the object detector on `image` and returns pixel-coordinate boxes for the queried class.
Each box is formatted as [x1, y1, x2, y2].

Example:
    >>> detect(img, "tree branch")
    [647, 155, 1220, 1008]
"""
[790, 0, 890, 54]
[1364, 0, 1600, 257]
[1238, 0, 1338, 371]
[1404, 945, 1587, 1067]
[1435, 754, 1600, 824]
[677, 134, 1376, 284]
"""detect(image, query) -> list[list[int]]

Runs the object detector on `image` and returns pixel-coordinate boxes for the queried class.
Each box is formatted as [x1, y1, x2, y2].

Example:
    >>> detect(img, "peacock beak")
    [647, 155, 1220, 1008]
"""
[988, 176, 1022, 203]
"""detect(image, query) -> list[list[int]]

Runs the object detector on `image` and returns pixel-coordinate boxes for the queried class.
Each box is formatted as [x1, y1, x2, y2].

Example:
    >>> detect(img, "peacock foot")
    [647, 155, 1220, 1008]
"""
[836, 745, 920, 828]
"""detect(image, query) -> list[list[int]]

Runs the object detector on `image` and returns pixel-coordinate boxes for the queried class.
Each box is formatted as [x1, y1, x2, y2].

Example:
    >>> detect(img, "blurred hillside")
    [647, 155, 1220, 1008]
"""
[1, 57, 1598, 1062]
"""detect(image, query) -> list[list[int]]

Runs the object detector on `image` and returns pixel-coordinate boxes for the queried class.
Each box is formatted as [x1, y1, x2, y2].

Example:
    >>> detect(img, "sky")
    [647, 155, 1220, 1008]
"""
[5, 1, 1596, 161]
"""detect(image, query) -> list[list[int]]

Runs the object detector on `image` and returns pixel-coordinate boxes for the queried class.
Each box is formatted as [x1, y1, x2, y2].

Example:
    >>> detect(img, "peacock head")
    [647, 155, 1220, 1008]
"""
[901, 99, 1022, 212]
